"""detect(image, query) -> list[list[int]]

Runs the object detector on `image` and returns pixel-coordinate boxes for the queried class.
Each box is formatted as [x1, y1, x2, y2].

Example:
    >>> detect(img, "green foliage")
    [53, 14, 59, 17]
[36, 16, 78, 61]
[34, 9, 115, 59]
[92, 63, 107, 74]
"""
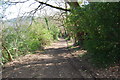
[66, 2, 120, 68]
[50, 25, 60, 40]
[2, 19, 60, 64]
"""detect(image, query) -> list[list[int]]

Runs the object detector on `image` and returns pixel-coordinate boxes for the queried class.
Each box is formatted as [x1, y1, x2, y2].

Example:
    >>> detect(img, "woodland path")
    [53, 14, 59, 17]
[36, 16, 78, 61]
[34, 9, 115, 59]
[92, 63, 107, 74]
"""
[2, 39, 92, 78]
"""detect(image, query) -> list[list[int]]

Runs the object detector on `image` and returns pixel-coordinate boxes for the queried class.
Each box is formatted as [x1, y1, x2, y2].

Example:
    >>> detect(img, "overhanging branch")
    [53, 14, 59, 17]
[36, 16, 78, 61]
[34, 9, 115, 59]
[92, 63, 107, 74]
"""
[35, 0, 71, 12]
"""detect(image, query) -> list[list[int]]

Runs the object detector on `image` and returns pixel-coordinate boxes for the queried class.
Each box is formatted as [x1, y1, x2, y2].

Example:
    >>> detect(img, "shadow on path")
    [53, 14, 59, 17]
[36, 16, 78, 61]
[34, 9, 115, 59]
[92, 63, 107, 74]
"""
[2, 39, 85, 78]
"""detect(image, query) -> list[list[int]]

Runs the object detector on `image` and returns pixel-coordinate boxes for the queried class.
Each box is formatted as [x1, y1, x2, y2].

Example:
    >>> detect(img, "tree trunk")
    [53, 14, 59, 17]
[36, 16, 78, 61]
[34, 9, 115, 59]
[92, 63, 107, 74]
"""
[67, 1, 85, 47]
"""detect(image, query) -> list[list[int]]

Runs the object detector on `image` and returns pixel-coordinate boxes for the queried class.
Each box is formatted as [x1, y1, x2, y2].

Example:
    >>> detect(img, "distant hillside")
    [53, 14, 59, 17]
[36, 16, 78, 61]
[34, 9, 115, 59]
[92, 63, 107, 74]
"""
[2, 16, 34, 27]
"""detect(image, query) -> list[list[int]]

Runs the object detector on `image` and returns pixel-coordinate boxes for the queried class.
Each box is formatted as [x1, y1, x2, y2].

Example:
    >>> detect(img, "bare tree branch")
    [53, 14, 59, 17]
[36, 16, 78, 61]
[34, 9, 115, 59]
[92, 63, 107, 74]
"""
[5, 0, 70, 11]
[35, 0, 71, 12]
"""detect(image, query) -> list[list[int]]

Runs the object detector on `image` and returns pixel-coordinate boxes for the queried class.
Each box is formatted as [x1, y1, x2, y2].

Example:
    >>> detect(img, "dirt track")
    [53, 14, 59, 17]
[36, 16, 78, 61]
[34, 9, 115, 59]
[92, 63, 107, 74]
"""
[3, 39, 119, 78]
[2, 39, 88, 78]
